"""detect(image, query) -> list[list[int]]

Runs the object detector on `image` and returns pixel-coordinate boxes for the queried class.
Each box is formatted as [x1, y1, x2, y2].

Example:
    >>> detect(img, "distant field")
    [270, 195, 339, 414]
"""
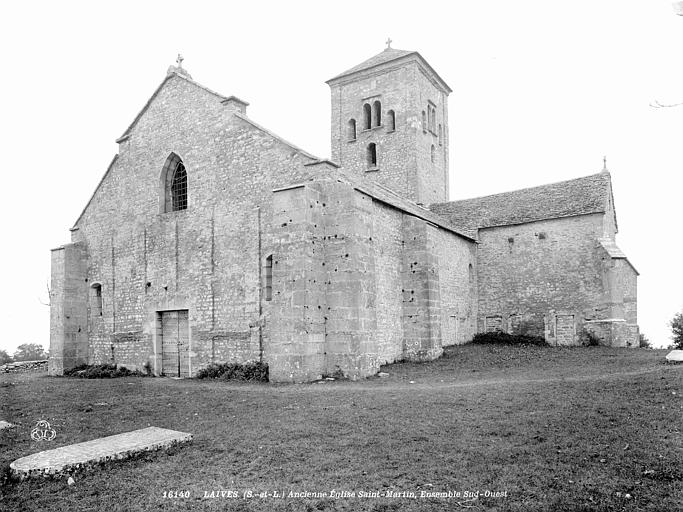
[1, 346, 681, 512]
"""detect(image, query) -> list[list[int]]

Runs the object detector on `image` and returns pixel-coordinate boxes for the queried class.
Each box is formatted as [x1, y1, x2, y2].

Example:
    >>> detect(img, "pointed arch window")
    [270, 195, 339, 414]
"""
[171, 162, 187, 211]
[160, 153, 188, 213]
[363, 103, 372, 130]
[387, 110, 395, 131]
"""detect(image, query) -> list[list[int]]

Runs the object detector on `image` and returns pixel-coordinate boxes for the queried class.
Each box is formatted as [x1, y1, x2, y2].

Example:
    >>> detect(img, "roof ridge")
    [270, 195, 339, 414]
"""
[437, 172, 609, 206]
[327, 48, 415, 82]
[72, 154, 119, 229]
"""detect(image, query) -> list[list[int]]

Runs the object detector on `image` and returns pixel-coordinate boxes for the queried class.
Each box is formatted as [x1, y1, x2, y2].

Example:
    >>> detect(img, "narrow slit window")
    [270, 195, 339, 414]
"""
[422, 111, 427, 132]
[348, 119, 357, 140]
[363, 103, 372, 130]
[91, 283, 102, 316]
[373, 100, 382, 127]
[171, 162, 187, 211]
[438, 124, 442, 146]
[431, 144, 436, 163]
[264, 255, 273, 301]
[367, 143, 377, 168]
[387, 110, 395, 131]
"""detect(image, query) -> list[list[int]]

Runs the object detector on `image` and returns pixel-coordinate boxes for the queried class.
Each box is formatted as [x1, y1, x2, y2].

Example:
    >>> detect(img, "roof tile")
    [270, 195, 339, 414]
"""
[327, 48, 416, 82]
[430, 172, 611, 236]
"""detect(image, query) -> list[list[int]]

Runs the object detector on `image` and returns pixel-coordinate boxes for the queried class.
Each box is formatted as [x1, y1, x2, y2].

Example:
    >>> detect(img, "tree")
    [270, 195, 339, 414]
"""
[0, 349, 12, 364]
[12, 343, 48, 362]
[671, 312, 683, 350]
[639, 333, 651, 349]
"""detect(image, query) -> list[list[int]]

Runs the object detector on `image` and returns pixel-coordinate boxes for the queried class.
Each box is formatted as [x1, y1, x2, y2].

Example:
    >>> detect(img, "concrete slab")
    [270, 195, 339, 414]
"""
[666, 350, 683, 362]
[10, 426, 192, 480]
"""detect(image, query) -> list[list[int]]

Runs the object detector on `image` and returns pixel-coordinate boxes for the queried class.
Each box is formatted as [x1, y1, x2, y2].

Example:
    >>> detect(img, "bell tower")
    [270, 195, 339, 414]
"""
[326, 43, 452, 205]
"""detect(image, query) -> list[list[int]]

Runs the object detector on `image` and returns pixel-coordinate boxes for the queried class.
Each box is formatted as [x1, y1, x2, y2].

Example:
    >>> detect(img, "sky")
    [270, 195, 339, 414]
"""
[0, 0, 681, 354]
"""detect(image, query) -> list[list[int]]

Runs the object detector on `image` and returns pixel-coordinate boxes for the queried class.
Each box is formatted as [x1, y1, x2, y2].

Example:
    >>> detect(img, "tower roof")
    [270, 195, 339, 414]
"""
[326, 47, 452, 93]
[329, 47, 415, 80]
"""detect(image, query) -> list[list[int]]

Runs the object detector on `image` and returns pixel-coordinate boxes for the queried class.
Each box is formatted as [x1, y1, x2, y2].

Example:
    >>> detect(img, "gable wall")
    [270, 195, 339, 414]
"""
[603, 191, 617, 239]
[69, 75, 316, 373]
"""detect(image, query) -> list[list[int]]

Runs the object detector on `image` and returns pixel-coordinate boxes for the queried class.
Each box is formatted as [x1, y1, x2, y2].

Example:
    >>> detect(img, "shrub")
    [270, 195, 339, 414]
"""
[321, 366, 346, 380]
[13, 343, 47, 362]
[639, 333, 652, 349]
[195, 361, 268, 382]
[671, 312, 683, 350]
[143, 361, 153, 376]
[64, 364, 145, 378]
[471, 331, 547, 346]
[0, 349, 12, 365]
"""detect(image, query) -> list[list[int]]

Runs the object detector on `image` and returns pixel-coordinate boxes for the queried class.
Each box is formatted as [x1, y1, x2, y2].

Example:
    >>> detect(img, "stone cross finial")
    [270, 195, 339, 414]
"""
[176, 54, 184, 68]
[385, 38, 392, 49]
[602, 155, 608, 172]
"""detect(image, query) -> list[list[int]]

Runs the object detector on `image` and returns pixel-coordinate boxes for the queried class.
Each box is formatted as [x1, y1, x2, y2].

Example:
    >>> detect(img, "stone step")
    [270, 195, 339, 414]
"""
[10, 426, 192, 480]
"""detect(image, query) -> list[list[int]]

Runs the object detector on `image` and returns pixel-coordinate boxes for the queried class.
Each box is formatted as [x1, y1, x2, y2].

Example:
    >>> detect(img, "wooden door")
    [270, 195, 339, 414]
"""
[161, 310, 189, 377]
[555, 314, 575, 346]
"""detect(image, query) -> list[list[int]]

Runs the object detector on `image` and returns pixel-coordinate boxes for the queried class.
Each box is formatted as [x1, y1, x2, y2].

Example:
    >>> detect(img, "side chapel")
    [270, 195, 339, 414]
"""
[49, 45, 639, 382]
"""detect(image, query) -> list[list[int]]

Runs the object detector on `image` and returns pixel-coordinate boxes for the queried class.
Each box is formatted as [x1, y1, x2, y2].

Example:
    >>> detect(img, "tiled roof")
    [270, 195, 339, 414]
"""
[328, 48, 415, 81]
[327, 47, 452, 92]
[430, 172, 612, 237]
[599, 238, 639, 274]
[599, 238, 626, 258]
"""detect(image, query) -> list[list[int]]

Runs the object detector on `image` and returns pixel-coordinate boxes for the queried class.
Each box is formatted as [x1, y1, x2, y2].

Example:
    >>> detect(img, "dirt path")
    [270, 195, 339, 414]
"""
[307, 364, 683, 393]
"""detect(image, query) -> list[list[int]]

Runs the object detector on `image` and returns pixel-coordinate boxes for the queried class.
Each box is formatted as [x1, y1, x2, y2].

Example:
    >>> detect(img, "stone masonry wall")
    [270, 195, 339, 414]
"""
[401, 217, 443, 361]
[588, 256, 639, 347]
[330, 60, 448, 205]
[49, 243, 88, 375]
[372, 201, 404, 363]
[269, 180, 377, 382]
[270, 178, 475, 381]
[434, 228, 477, 346]
[66, 73, 317, 375]
[476, 214, 611, 345]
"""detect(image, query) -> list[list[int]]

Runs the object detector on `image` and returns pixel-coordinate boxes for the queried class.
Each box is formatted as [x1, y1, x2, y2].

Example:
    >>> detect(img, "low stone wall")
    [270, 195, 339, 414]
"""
[1, 360, 48, 373]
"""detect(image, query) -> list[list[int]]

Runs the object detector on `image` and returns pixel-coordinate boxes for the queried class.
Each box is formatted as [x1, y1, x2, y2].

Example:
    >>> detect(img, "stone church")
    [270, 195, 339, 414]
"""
[49, 45, 639, 382]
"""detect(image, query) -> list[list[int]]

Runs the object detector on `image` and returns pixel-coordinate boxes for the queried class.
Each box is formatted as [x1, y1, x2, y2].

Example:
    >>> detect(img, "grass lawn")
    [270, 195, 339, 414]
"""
[0, 345, 681, 512]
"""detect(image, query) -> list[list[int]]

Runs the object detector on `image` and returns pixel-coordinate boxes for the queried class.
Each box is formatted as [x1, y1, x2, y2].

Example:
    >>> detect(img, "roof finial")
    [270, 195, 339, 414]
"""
[385, 37, 393, 50]
[176, 53, 184, 68]
[602, 155, 608, 172]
